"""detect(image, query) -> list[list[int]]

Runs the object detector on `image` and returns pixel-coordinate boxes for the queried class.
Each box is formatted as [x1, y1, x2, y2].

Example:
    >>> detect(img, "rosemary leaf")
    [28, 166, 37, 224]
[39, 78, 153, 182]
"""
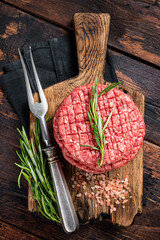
[87, 111, 94, 128]
[93, 126, 101, 149]
[98, 81, 122, 97]
[15, 119, 60, 223]
[17, 169, 23, 188]
[102, 110, 113, 131]
[22, 172, 31, 186]
[80, 145, 99, 150]
[82, 75, 122, 166]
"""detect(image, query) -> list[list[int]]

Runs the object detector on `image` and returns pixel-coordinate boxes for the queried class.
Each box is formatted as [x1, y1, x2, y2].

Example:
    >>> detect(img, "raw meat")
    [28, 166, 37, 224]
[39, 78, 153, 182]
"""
[53, 84, 145, 173]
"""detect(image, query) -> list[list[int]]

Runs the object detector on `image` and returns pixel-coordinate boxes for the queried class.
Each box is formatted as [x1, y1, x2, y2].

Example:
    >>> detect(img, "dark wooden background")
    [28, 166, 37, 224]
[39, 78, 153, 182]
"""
[0, 1, 160, 239]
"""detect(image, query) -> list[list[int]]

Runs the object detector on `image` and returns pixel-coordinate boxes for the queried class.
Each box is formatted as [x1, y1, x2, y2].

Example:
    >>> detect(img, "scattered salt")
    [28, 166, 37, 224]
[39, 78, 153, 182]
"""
[77, 193, 82, 197]
[71, 172, 132, 213]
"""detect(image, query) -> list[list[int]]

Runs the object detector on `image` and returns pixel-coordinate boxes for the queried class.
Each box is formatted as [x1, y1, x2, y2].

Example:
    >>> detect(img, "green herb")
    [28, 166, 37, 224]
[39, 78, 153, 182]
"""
[15, 119, 60, 223]
[81, 76, 122, 166]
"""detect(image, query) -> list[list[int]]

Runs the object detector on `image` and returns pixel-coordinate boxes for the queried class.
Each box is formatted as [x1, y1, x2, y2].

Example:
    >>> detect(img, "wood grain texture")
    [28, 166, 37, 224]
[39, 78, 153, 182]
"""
[110, 49, 160, 145]
[92, 0, 160, 66]
[0, 2, 67, 69]
[2, 0, 160, 66]
[0, 3, 159, 239]
[29, 13, 145, 227]
[1, 137, 159, 240]
[0, 2, 159, 146]
[0, 221, 42, 240]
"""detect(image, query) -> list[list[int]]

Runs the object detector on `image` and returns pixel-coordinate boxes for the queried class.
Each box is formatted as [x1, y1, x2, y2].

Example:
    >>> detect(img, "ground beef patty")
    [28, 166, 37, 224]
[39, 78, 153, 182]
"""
[53, 84, 145, 173]
[54, 107, 145, 173]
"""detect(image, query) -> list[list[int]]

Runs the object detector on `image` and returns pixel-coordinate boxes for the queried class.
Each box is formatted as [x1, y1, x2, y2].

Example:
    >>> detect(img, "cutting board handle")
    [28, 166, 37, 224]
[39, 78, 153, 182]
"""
[74, 13, 110, 82]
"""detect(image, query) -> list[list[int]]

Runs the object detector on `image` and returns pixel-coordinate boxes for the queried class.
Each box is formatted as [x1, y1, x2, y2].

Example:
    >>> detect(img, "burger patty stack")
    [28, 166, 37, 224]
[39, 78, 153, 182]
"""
[53, 84, 145, 174]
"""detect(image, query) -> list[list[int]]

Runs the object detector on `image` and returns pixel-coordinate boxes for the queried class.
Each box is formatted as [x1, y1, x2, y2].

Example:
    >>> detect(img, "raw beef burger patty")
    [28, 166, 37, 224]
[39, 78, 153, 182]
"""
[53, 84, 145, 173]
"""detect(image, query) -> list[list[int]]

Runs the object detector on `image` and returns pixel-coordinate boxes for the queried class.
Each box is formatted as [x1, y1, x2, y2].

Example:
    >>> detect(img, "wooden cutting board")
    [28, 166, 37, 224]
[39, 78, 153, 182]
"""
[29, 13, 145, 227]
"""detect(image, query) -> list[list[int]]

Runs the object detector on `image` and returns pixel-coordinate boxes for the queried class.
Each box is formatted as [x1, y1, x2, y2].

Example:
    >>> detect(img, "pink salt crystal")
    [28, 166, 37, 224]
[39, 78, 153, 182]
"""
[100, 200, 104, 206]
[123, 199, 128, 204]
[110, 204, 114, 209]
[88, 193, 92, 199]
[77, 193, 82, 197]
[82, 181, 86, 185]
[105, 194, 110, 199]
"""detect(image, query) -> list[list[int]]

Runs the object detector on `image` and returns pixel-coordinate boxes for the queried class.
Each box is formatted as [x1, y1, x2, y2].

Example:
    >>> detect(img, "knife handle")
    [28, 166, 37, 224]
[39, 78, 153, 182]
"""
[43, 146, 79, 233]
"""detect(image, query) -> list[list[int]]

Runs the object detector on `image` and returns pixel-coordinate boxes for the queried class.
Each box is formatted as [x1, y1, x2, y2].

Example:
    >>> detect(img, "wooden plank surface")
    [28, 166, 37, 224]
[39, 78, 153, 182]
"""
[30, 82, 145, 227]
[0, 135, 160, 240]
[0, 2, 160, 240]
[2, 0, 160, 66]
[28, 13, 145, 227]
[0, 2, 159, 146]
[0, 221, 42, 240]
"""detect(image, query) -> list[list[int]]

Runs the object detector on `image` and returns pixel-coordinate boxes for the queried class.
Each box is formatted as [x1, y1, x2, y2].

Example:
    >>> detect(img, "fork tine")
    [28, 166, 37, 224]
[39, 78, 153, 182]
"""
[18, 48, 34, 107]
[29, 46, 47, 105]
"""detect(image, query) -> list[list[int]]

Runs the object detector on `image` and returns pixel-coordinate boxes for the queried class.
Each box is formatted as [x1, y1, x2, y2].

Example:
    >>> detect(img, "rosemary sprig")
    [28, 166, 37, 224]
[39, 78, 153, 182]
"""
[15, 119, 60, 223]
[81, 76, 122, 166]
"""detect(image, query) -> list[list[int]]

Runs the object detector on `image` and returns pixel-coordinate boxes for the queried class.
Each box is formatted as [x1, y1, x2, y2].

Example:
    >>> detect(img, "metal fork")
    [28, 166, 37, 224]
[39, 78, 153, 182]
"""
[18, 47, 79, 233]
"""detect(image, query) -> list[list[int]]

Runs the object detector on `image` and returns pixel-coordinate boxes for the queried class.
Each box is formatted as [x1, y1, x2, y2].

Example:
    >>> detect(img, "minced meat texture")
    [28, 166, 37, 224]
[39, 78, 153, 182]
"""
[53, 84, 145, 173]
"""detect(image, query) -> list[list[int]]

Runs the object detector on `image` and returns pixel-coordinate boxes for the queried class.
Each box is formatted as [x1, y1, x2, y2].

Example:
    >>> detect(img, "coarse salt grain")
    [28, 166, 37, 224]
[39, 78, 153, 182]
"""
[88, 193, 92, 198]
[100, 200, 104, 206]
[71, 172, 132, 213]
[123, 199, 128, 204]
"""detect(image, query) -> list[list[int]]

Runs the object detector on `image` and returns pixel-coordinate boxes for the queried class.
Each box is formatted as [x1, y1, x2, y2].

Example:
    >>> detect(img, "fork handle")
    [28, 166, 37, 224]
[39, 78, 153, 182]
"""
[43, 146, 79, 233]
